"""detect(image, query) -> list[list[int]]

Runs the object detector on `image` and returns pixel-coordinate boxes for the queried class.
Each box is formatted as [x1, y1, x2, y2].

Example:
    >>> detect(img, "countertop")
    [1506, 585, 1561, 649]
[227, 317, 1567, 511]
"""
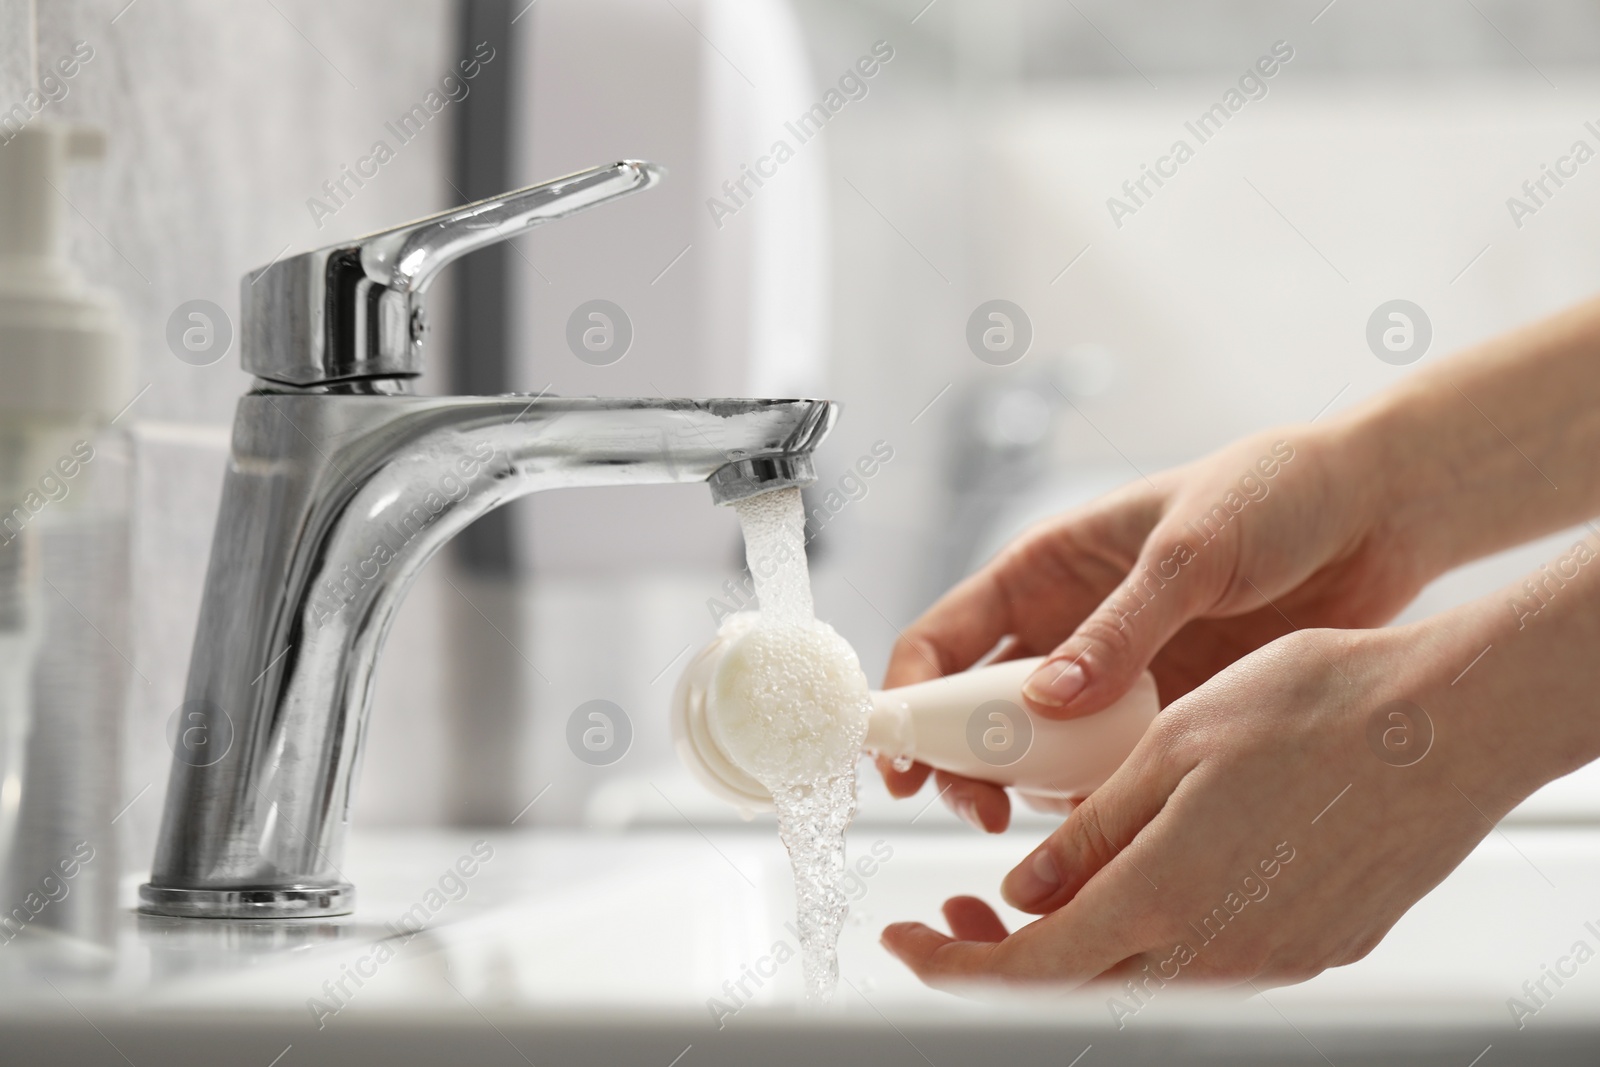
[2, 826, 1598, 1065]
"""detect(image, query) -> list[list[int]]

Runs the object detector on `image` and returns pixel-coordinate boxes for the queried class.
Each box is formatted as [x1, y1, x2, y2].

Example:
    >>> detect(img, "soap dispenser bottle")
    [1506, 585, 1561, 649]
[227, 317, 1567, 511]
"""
[0, 124, 134, 950]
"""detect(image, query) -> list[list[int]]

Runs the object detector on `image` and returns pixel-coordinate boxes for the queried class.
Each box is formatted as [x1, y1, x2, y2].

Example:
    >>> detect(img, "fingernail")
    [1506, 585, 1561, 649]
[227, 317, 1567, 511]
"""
[1003, 848, 1061, 908]
[1024, 659, 1086, 708]
[956, 798, 984, 831]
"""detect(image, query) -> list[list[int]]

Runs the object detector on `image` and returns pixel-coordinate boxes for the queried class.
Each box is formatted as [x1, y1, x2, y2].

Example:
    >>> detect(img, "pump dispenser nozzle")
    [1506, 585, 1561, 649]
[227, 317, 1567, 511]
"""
[0, 124, 131, 423]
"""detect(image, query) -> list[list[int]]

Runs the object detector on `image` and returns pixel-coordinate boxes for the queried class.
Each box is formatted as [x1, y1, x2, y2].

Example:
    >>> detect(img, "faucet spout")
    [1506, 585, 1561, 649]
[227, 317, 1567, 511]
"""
[140, 392, 836, 917]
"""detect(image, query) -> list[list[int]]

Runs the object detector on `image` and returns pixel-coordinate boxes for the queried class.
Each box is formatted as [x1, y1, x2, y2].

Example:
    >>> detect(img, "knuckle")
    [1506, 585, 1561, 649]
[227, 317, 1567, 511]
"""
[1256, 936, 1348, 983]
[887, 631, 923, 662]
[1253, 626, 1361, 695]
[1333, 932, 1384, 968]
[1142, 527, 1203, 578]
[1231, 940, 1277, 976]
[1268, 626, 1324, 659]
[1264, 958, 1329, 985]
[985, 935, 1043, 984]
[888, 632, 940, 673]
[1140, 707, 1199, 770]
[1188, 939, 1273, 981]
[939, 781, 977, 810]
[1075, 606, 1140, 666]
[1115, 893, 1174, 944]
[1067, 794, 1127, 858]
[1145, 707, 1188, 751]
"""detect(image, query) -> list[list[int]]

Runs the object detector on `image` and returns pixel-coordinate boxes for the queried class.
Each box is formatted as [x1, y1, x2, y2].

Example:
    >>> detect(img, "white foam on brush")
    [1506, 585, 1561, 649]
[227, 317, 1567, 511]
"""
[722, 487, 869, 1003]
[709, 619, 869, 789]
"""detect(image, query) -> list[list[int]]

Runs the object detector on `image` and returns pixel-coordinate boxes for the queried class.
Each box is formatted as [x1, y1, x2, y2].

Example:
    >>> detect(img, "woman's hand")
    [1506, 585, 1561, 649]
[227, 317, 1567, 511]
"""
[880, 421, 1430, 831]
[874, 294, 1600, 992]
[881, 603, 1593, 992]
[882, 296, 1600, 831]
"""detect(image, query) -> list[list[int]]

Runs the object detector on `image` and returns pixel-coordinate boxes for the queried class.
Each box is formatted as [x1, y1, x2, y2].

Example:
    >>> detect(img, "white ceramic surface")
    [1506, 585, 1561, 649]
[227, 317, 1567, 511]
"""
[1, 826, 1596, 1064]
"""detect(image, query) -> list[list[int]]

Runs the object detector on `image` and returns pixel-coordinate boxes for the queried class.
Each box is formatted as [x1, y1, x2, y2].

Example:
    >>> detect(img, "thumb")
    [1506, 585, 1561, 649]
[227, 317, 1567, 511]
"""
[1022, 528, 1222, 718]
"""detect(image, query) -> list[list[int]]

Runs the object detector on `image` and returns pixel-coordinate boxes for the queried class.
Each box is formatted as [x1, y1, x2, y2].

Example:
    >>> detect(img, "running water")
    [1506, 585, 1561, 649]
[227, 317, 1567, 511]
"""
[724, 487, 869, 1002]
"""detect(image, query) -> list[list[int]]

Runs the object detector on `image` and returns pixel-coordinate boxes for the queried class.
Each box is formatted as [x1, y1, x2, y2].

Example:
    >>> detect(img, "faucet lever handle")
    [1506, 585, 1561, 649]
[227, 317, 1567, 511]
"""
[241, 160, 665, 387]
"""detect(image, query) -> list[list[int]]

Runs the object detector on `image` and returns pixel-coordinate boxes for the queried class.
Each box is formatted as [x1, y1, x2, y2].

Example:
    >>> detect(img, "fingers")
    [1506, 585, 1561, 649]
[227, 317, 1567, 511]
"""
[887, 488, 1166, 698]
[934, 771, 1010, 833]
[1022, 523, 1226, 719]
[1015, 790, 1078, 817]
[1002, 726, 1191, 913]
[880, 922, 1005, 992]
[872, 759, 1011, 831]
[883, 891, 1156, 991]
[874, 754, 932, 799]
[882, 564, 1019, 689]
[881, 506, 1139, 690]
[942, 896, 1009, 942]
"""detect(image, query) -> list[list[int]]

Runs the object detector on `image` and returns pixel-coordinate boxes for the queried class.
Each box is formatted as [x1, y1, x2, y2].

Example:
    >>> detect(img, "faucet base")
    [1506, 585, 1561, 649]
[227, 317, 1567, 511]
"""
[138, 882, 354, 919]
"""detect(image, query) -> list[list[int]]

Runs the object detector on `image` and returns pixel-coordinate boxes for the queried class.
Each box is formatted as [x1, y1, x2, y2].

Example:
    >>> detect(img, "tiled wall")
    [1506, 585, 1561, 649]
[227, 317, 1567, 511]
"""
[1, 0, 462, 881]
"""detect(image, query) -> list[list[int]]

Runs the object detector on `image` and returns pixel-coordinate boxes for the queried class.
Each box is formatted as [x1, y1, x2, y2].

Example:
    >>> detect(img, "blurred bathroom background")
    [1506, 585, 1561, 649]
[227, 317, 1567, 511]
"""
[5, 0, 1600, 902]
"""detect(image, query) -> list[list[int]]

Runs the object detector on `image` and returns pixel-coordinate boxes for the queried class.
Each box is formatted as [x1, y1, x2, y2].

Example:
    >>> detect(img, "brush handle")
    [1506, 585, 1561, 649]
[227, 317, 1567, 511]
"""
[865, 658, 1159, 799]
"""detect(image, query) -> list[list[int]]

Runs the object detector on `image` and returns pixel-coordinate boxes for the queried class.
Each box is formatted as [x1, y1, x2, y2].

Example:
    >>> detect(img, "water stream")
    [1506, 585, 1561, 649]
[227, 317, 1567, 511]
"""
[726, 487, 867, 1002]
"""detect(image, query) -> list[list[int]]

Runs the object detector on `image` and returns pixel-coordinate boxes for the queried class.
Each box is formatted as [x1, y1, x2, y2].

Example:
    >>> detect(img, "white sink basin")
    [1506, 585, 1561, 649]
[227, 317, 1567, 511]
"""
[1, 826, 1597, 1065]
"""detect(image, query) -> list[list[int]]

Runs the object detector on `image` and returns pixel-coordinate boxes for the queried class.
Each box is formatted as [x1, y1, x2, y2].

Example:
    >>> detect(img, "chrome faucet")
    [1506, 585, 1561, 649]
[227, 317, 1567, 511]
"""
[140, 161, 836, 918]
